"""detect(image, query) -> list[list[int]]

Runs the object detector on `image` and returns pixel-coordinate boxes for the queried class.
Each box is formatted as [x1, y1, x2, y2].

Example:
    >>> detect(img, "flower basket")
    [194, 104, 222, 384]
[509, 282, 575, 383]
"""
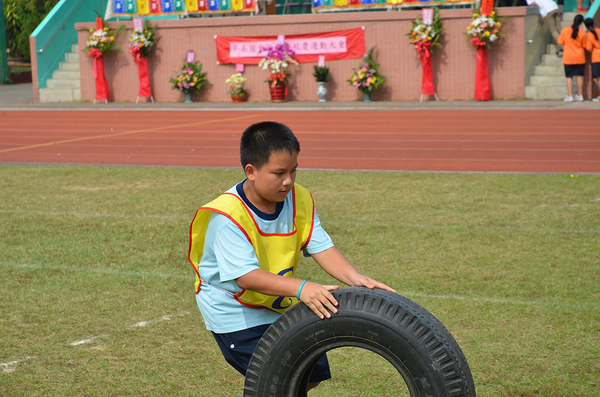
[269, 83, 288, 102]
[258, 43, 298, 102]
[129, 20, 156, 101]
[169, 52, 210, 102]
[408, 8, 443, 100]
[225, 73, 248, 102]
[232, 92, 248, 102]
[347, 47, 386, 101]
[466, 9, 504, 101]
[84, 18, 124, 103]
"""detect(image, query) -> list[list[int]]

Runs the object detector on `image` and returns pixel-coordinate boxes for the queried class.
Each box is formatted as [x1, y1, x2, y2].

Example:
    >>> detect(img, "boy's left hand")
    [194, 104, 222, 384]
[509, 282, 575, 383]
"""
[349, 274, 397, 294]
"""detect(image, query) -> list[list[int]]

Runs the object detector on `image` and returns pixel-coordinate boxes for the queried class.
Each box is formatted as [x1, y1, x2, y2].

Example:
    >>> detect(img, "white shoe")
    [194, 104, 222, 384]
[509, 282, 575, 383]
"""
[574, 94, 583, 102]
[593, 96, 600, 102]
[564, 95, 573, 102]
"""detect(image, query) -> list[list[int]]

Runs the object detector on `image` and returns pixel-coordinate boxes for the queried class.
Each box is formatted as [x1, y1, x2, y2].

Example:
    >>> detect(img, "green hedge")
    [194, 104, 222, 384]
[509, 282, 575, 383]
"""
[4, 0, 57, 60]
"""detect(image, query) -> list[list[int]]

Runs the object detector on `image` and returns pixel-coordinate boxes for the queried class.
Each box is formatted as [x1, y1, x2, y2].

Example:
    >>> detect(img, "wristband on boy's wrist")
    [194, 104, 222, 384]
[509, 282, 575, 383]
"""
[297, 280, 307, 301]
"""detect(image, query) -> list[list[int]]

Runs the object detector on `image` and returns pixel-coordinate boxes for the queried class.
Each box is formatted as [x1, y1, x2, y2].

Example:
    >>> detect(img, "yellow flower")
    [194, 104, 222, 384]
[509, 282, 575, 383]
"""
[485, 31, 491, 37]
[497, 22, 502, 28]
[372, 76, 377, 83]
[473, 13, 479, 18]
[103, 27, 108, 32]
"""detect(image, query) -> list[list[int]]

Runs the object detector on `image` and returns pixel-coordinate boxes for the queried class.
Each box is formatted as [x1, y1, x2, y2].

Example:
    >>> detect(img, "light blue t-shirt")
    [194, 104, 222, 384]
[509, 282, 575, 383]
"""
[195, 181, 334, 334]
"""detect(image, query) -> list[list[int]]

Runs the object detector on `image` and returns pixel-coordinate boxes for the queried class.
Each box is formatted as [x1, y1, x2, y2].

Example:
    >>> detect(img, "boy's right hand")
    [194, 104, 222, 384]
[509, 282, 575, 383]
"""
[299, 282, 339, 319]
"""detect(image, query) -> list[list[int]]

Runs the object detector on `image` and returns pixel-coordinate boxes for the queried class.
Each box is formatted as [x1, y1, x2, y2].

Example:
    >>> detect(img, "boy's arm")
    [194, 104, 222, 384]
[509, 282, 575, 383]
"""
[235, 269, 340, 319]
[311, 247, 397, 293]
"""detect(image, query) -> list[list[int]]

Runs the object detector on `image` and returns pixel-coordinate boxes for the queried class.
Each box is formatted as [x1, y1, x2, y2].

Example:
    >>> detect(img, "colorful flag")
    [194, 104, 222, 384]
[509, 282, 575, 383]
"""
[198, 0, 209, 11]
[173, 0, 186, 10]
[161, 0, 174, 12]
[220, 0, 231, 11]
[125, 0, 138, 13]
[137, 0, 150, 14]
[114, 0, 126, 13]
[149, 0, 162, 13]
[185, 0, 199, 10]
[231, 0, 243, 11]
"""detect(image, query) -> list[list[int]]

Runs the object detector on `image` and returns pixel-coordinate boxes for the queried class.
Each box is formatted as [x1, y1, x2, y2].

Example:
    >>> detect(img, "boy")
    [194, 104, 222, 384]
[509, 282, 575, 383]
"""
[188, 121, 395, 391]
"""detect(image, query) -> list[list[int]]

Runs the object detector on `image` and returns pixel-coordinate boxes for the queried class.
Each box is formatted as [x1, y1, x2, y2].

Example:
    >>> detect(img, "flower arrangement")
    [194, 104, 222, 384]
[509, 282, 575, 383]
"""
[408, 8, 443, 55]
[84, 24, 124, 58]
[313, 65, 330, 83]
[225, 73, 248, 98]
[258, 43, 299, 87]
[347, 47, 386, 93]
[466, 10, 503, 48]
[169, 58, 209, 94]
[129, 21, 156, 59]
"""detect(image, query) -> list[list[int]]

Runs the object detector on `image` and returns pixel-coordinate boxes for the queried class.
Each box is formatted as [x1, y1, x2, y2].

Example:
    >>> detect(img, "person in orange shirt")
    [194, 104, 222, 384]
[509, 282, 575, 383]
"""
[584, 18, 600, 101]
[558, 14, 587, 102]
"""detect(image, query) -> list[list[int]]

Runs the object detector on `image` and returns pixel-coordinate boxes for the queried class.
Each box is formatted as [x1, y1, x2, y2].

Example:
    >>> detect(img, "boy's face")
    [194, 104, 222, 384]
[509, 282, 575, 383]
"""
[244, 149, 298, 213]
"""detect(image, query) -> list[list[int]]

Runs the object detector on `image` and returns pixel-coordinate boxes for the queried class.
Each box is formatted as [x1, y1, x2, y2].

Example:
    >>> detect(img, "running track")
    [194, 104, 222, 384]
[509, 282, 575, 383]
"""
[1, 110, 599, 173]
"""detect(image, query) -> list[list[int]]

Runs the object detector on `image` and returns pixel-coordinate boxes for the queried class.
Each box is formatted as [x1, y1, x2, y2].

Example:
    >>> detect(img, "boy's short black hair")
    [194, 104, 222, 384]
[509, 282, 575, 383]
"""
[240, 122, 300, 169]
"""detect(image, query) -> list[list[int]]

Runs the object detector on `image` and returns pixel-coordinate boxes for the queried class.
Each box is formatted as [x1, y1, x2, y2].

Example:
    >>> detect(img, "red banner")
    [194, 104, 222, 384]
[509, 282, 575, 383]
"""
[215, 28, 366, 65]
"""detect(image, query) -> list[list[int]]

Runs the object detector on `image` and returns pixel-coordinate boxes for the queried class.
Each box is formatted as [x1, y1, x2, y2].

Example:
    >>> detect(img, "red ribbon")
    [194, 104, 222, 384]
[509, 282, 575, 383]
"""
[88, 48, 103, 80]
[474, 47, 491, 101]
[136, 57, 152, 98]
[93, 56, 110, 101]
[130, 46, 142, 65]
[415, 41, 435, 96]
[415, 41, 431, 62]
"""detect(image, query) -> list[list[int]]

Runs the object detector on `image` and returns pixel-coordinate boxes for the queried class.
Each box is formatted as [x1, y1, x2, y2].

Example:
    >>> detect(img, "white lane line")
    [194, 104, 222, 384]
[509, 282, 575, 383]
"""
[1, 210, 598, 234]
[399, 290, 600, 311]
[1, 357, 33, 373]
[69, 312, 191, 348]
[3, 313, 194, 374]
[70, 336, 108, 347]
[0, 209, 188, 220]
[0, 262, 189, 280]
[2, 261, 596, 312]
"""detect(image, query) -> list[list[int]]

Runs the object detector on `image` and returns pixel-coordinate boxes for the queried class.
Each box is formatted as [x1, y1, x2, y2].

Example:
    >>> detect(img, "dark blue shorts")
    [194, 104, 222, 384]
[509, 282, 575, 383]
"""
[564, 64, 585, 78]
[592, 63, 600, 78]
[212, 323, 332, 383]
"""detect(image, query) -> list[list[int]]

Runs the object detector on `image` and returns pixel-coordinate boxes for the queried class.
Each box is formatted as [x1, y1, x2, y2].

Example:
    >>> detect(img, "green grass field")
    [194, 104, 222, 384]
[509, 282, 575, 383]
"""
[1, 165, 599, 396]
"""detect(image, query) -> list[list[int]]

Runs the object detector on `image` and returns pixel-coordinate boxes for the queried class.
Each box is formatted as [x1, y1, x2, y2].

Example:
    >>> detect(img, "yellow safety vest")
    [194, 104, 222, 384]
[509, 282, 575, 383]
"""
[188, 183, 315, 314]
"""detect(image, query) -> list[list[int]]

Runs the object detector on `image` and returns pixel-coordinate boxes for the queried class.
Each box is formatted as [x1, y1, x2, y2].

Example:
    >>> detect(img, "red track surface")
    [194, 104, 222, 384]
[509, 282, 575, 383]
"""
[1, 110, 599, 173]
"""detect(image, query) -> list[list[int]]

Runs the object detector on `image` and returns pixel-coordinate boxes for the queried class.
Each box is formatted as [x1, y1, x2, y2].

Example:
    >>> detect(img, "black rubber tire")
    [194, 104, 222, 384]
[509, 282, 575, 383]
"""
[243, 287, 476, 397]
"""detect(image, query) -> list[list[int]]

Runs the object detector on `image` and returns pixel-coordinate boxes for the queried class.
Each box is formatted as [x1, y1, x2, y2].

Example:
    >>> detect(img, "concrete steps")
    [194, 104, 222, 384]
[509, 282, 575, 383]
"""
[524, 12, 584, 100]
[39, 44, 81, 103]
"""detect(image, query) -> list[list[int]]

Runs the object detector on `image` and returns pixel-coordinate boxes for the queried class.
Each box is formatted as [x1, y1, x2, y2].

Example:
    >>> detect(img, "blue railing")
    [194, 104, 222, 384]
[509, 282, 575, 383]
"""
[586, 1, 599, 18]
[31, 0, 109, 90]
